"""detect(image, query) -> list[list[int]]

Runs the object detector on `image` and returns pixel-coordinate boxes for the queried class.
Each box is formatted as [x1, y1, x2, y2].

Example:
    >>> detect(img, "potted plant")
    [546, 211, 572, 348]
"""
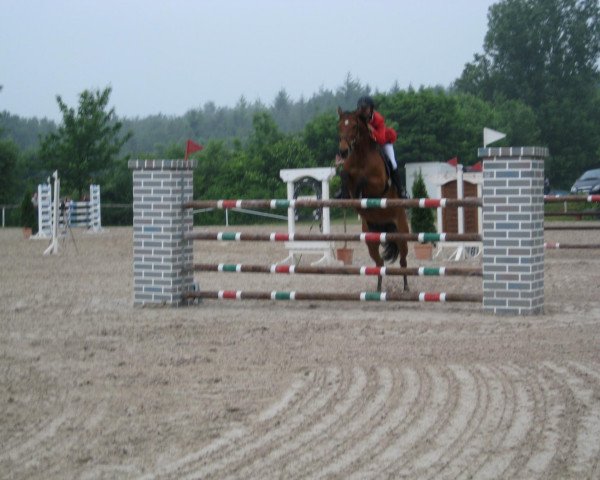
[410, 170, 436, 260]
[336, 209, 353, 265]
[20, 189, 37, 239]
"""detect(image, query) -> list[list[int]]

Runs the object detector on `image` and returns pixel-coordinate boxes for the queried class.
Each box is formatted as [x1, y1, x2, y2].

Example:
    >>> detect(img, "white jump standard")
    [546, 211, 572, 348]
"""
[278, 167, 338, 266]
[34, 179, 102, 237]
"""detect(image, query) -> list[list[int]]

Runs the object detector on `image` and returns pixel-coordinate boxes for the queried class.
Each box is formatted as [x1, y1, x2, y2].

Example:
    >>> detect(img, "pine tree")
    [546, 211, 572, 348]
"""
[410, 170, 436, 233]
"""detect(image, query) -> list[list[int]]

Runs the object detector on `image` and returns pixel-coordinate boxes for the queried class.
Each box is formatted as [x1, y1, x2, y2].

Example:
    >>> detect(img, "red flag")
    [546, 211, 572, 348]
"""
[447, 157, 458, 167]
[185, 139, 203, 160]
[470, 161, 482, 172]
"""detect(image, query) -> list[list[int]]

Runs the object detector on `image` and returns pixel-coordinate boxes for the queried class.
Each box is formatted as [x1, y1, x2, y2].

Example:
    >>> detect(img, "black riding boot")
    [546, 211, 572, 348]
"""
[390, 168, 405, 198]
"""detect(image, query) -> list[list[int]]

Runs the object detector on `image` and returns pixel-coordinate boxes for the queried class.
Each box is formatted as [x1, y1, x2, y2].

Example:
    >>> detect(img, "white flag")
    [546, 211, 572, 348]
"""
[483, 127, 506, 147]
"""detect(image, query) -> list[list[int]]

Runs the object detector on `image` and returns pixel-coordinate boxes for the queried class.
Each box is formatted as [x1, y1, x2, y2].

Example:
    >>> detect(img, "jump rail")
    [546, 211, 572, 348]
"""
[183, 290, 483, 303]
[191, 263, 483, 277]
[544, 195, 600, 203]
[184, 231, 483, 243]
[183, 197, 483, 210]
[545, 211, 600, 217]
[544, 225, 600, 230]
[184, 194, 600, 211]
[544, 242, 600, 249]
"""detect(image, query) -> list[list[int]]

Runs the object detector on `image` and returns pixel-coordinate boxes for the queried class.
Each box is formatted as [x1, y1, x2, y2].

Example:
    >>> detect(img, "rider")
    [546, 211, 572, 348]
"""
[356, 96, 404, 197]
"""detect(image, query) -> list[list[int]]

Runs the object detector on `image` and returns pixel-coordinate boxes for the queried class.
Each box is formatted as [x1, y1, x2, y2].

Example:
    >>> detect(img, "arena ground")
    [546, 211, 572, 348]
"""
[1, 223, 599, 479]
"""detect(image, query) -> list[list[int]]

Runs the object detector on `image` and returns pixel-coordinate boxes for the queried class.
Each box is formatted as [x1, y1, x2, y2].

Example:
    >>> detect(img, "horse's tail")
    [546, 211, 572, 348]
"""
[366, 221, 399, 263]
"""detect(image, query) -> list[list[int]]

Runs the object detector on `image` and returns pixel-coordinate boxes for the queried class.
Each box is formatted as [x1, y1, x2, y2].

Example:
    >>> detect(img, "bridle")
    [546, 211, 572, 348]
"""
[338, 114, 361, 158]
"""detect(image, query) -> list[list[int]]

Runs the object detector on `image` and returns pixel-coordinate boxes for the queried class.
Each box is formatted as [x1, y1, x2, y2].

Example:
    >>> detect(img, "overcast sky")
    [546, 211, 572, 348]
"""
[1, 0, 498, 121]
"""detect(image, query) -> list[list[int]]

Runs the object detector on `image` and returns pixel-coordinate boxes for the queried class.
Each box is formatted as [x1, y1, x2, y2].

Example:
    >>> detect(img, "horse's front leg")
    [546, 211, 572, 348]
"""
[339, 170, 351, 199]
[355, 176, 369, 199]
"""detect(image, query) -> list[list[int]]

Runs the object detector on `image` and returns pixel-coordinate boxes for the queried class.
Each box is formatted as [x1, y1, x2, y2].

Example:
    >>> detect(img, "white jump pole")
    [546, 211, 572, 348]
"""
[43, 171, 60, 255]
[89, 184, 102, 232]
[457, 164, 465, 235]
[34, 180, 53, 238]
[321, 177, 331, 234]
[452, 164, 465, 261]
[286, 180, 295, 236]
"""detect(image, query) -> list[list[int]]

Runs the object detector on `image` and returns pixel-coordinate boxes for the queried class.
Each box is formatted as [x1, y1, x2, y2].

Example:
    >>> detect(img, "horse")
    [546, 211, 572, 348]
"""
[337, 107, 410, 292]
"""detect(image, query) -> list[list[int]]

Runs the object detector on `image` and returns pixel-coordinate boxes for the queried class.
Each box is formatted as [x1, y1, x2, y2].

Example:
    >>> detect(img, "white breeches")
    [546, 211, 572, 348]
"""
[383, 143, 397, 170]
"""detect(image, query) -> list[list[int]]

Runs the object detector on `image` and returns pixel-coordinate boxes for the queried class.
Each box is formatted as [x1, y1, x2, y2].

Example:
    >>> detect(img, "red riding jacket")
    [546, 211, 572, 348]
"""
[369, 110, 397, 145]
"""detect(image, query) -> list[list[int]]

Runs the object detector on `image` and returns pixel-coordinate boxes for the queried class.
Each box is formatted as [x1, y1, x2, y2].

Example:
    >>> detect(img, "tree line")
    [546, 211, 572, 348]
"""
[1, 0, 599, 226]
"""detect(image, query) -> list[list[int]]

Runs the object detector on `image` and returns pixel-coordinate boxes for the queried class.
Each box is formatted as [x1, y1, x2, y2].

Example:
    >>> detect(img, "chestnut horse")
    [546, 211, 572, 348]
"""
[337, 107, 409, 291]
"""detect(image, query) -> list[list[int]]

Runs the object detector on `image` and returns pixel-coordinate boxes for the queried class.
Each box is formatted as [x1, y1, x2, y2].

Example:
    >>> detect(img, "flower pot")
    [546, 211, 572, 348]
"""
[336, 247, 353, 265]
[22, 227, 33, 239]
[413, 242, 433, 260]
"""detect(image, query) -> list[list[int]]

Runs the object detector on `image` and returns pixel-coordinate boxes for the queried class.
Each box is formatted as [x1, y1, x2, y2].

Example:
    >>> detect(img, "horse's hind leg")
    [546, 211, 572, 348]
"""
[363, 221, 385, 291]
[368, 242, 385, 291]
[399, 240, 409, 291]
[396, 210, 410, 291]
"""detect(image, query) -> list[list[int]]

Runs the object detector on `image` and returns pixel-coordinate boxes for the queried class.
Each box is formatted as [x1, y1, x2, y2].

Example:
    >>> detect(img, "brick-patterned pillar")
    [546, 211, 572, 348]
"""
[479, 147, 547, 315]
[128, 160, 196, 306]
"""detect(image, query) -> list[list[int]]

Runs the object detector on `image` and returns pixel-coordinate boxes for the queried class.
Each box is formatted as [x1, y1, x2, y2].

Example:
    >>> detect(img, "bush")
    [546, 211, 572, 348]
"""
[410, 170, 436, 233]
[20, 189, 37, 233]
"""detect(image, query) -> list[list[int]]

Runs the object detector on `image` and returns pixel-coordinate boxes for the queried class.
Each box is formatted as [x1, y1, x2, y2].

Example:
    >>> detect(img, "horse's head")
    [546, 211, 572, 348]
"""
[337, 107, 368, 159]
